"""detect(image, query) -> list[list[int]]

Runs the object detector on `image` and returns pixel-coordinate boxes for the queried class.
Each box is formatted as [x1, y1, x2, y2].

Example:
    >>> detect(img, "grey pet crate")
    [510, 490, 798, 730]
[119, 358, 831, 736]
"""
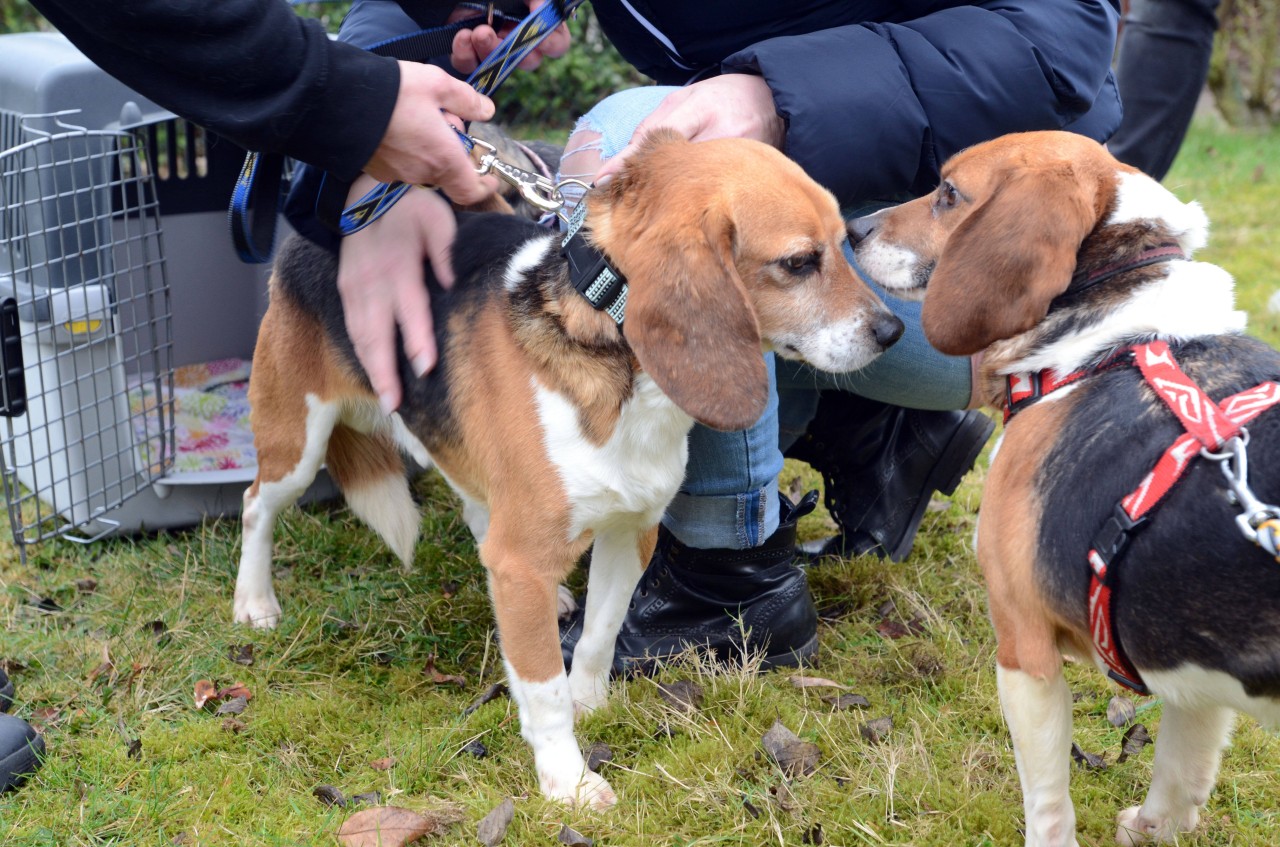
[0, 32, 333, 556]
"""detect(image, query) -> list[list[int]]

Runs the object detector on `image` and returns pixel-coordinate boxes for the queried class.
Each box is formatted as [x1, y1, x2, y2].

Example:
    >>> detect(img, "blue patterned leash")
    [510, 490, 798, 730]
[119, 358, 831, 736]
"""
[338, 0, 582, 236]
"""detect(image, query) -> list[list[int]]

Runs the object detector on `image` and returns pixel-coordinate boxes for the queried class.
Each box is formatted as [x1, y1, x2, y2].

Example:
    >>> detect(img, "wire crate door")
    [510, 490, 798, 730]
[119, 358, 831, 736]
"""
[0, 118, 175, 547]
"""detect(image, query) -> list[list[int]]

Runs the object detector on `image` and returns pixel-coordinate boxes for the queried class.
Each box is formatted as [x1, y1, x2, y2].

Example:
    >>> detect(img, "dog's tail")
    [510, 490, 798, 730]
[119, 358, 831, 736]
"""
[325, 424, 420, 567]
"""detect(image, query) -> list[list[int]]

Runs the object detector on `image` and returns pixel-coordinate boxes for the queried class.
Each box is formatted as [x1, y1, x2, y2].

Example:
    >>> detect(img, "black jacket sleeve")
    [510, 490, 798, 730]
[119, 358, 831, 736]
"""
[28, 0, 402, 180]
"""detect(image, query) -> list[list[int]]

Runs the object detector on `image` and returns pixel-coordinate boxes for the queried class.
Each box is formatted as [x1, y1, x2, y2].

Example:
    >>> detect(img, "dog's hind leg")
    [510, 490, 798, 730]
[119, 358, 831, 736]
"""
[568, 526, 655, 714]
[1115, 703, 1234, 846]
[998, 663, 1079, 847]
[236, 394, 341, 628]
[481, 521, 616, 809]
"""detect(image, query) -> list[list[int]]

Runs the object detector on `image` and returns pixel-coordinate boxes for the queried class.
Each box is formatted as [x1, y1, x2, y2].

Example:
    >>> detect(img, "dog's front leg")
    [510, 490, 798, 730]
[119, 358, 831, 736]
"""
[1115, 703, 1234, 845]
[568, 526, 656, 714]
[482, 531, 616, 809]
[997, 664, 1079, 847]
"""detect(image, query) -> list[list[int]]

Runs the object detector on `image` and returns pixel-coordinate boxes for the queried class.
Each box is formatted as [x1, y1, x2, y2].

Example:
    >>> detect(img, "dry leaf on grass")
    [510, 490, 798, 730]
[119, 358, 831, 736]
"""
[859, 716, 893, 744]
[75, 577, 98, 593]
[422, 655, 465, 686]
[337, 805, 462, 847]
[1116, 723, 1153, 764]
[228, 644, 255, 666]
[876, 619, 910, 640]
[222, 717, 247, 734]
[1107, 695, 1137, 727]
[762, 720, 821, 777]
[462, 739, 488, 759]
[193, 679, 219, 710]
[658, 680, 704, 713]
[585, 742, 613, 773]
[1071, 742, 1107, 770]
[476, 797, 514, 847]
[315, 785, 347, 808]
[369, 757, 396, 771]
[218, 683, 253, 701]
[557, 824, 593, 846]
[789, 675, 848, 690]
[352, 791, 383, 806]
[822, 693, 870, 710]
[215, 696, 248, 717]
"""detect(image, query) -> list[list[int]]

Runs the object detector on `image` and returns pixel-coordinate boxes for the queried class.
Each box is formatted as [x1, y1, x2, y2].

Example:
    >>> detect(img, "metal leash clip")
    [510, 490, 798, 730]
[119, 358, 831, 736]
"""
[470, 136, 565, 215]
[1201, 430, 1280, 559]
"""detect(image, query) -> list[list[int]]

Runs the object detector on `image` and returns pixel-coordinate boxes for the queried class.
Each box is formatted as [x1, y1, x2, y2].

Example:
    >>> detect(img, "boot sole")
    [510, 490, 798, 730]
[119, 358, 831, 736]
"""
[885, 410, 995, 562]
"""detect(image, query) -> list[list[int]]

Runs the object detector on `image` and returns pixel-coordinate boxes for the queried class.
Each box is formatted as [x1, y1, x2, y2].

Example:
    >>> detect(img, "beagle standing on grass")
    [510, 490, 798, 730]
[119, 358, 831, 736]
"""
[233, 131, 904, 809]
[852, 130, 1280, 847]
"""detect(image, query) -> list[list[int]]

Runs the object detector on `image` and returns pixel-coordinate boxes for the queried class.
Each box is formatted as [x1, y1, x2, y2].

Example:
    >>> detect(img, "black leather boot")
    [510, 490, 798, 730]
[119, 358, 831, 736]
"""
[785, 391, 994, 562]
[560, 492, 821, 676]
[0, 668, 44, 793]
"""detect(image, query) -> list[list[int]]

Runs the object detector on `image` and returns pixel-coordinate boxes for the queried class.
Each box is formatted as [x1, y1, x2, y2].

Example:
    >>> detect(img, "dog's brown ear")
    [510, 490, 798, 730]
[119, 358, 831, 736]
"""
[922, 165, 1099, 356]
[618, 202, 769, 432]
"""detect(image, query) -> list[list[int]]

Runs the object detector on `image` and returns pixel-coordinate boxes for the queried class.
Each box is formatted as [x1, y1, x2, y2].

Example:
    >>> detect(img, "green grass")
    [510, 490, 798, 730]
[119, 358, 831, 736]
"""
[3, 121, 1279, 845]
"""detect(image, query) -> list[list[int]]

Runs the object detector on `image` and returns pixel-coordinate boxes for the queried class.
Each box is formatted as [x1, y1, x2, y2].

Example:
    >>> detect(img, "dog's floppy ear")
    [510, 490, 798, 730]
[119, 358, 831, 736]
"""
[617, 199, 769, 432]
[921, 164, 1099, 356]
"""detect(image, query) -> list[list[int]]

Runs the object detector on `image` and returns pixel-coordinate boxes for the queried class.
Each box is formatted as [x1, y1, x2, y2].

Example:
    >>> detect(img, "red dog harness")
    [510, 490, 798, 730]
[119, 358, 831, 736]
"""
[1004, 340, 1280, 694]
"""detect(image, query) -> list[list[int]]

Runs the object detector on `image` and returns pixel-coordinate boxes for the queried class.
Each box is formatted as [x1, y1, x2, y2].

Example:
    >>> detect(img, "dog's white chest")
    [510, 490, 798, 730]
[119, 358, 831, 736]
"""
[534, 374, 692, 537]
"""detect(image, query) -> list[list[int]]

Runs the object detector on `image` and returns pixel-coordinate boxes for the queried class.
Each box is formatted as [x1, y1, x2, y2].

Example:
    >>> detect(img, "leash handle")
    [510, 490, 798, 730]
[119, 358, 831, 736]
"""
[336, 0, 583, 237]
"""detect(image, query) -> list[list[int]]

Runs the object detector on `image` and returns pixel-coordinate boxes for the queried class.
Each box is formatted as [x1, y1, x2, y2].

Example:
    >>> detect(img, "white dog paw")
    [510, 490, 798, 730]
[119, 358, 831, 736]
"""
[1116, 805, 1196, 845]
[541, 768, 617, 810]
[556, 584, 578, 619]
[233, 593, 282, 629]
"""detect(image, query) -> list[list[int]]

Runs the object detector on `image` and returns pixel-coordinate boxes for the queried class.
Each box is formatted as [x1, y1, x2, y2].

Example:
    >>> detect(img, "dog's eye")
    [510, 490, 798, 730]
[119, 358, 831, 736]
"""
[780, 252, 821, 276]
[936, 181, 960, 210]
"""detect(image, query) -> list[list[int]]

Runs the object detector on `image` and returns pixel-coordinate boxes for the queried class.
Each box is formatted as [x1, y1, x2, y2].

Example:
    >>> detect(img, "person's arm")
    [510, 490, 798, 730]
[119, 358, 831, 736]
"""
[722, 0, 1122, 202]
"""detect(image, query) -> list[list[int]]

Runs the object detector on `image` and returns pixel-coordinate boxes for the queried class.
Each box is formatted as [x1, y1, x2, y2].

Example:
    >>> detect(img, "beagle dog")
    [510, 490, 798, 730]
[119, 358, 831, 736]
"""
[234, 131, 903, 809]
[852, 131, 1280, 846]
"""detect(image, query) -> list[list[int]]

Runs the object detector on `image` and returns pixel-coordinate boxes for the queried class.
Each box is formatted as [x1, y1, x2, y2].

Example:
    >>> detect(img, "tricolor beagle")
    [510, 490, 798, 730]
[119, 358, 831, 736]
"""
[234, 131, 903, 808]
[852, 131, 1280, 846]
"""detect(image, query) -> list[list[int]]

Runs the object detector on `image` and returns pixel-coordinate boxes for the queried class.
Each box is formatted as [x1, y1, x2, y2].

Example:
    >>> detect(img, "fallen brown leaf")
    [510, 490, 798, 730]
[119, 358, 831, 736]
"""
[75, 577, 98, 593]
[229, 644, 255, 666]
[789, 675, 848, 690]
[369, 756, 396, 772]
[822, 693, 870, 710]
[1116, 723, 1153, 764]
[859, 716, 893, 744]
[761, 720, 821, 777]
[193, 679, 218, 710]
[221, 717, 247, 734]
[1071, 742, 1107, 770]
[314, 785, 347, 808]
[217, 682, 253, 702]
[215, 696, 248, 717]
[876, 618, 910, 640]
[557, 824, 593, 846]
[658, 679, 704, 713]
[1107, 695, 1137, 727]
[584, 741, 613, 773]
[422, 655, 465, 686]
[476, 797, 514, 847]
[337, 805, 461, 847]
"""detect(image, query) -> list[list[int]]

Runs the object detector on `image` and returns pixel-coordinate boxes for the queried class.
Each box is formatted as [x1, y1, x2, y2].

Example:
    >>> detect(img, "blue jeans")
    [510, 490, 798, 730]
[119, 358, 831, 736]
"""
[563, 87, 972, 549]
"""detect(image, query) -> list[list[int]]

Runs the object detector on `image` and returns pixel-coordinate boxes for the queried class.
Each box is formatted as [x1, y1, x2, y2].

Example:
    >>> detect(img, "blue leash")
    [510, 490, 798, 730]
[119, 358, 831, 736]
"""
[229, 0, 579, 263]
[337, 0, 582, 237]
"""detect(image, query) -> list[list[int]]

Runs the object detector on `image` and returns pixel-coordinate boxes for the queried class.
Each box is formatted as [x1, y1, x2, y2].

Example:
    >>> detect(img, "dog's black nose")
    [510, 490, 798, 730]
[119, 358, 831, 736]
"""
[847, 213, 879, 246]
[873, 312, 905, 349]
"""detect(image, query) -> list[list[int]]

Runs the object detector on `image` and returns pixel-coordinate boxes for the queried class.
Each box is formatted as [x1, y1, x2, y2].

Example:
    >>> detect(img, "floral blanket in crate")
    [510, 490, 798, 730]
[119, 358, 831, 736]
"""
[129, 358, 256, 475]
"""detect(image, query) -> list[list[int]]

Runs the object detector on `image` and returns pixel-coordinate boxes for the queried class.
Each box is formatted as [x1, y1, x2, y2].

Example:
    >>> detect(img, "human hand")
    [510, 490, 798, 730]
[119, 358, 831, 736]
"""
[595, 74, 784, 184]
[363, 62, 497, 204]
[449, 0, 571, 74]
[337, 178, 457, 414]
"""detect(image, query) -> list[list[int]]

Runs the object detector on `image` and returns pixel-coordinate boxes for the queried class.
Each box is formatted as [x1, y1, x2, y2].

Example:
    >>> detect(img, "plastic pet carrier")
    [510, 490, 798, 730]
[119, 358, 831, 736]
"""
[0, 33, 334, 558]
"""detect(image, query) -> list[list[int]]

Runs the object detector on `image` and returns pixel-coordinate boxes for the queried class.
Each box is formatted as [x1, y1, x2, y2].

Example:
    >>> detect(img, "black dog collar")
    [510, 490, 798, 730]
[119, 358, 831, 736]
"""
[560, 201, 628, 325]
